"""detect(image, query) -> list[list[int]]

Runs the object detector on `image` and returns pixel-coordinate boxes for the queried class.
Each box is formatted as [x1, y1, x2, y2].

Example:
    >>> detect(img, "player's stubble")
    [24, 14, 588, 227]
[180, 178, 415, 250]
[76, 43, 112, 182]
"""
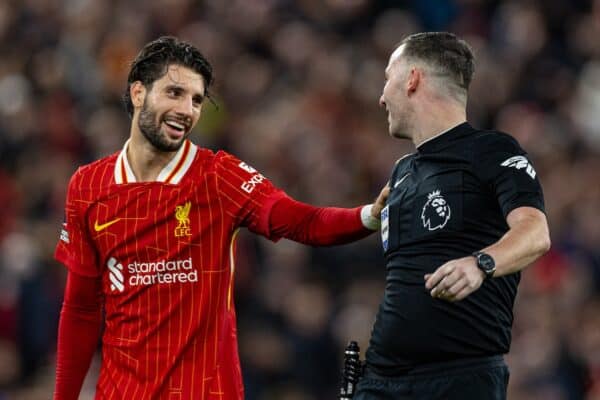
[138, 98, 192, 152]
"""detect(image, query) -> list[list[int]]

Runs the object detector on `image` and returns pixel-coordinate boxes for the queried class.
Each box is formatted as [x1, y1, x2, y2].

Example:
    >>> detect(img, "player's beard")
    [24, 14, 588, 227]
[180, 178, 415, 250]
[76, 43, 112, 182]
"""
[138, 100, 190, 152]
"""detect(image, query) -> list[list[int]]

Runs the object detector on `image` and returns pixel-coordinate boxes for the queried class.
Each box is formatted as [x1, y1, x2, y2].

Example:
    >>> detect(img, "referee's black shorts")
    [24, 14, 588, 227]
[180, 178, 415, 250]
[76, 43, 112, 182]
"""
[354, 355, 509, 400]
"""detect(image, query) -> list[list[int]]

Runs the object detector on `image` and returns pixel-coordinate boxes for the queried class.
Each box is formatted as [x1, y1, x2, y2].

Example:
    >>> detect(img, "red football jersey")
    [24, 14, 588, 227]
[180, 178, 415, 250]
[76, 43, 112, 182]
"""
[55, 139, 285, 399]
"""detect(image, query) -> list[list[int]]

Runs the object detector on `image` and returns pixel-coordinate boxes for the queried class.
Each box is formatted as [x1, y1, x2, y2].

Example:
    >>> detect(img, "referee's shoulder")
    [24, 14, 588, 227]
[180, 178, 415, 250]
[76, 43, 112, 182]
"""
[390, 152, 415, 178]
[469, 128, 523, 152]
[394, 152, 415, 167]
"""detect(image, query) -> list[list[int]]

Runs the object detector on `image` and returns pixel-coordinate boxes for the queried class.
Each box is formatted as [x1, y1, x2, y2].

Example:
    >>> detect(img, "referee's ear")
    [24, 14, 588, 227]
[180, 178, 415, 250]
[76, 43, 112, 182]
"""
[130, 81, 147, 111]
[407, 67, 422, 95]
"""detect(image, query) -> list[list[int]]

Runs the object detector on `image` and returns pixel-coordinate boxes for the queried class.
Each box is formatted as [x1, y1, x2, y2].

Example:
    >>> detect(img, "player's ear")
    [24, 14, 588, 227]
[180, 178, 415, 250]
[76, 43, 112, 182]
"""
[130, 81, 147, 109]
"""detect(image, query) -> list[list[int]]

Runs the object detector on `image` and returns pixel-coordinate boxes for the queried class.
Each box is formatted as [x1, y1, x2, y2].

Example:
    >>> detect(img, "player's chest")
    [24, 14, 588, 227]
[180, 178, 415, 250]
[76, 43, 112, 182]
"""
[86, 184, 225, 251]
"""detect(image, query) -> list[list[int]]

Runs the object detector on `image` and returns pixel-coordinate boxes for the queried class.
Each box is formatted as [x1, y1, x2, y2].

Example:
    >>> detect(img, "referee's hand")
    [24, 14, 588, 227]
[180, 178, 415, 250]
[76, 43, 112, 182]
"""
[424, 256, 486, 302]
[371, 184, 390, 219]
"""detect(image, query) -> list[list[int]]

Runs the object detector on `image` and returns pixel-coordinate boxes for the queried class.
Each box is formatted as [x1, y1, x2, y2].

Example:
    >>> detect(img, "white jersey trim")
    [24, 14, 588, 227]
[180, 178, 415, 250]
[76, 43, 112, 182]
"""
[114, 139, 198, 184]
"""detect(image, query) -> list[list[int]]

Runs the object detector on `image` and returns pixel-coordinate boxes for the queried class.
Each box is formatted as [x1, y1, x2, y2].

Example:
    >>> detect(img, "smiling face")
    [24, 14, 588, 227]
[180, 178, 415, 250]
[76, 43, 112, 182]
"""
[379, 44, 415, 140]
[132, 64, 206, 152]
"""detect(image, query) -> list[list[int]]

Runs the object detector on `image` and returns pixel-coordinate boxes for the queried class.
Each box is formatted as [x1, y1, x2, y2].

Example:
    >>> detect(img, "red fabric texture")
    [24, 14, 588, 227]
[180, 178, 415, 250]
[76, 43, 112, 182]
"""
[269, 194, 372, 245]
[54, 272, 103, 400]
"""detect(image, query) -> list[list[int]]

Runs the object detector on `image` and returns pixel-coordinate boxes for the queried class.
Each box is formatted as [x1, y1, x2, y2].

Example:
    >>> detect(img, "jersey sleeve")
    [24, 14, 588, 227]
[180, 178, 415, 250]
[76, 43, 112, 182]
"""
[214, 152, 286, 240]
[54, 170, 101, 277]
[267, 194, 371, 245]
[473, 133, 545, 218]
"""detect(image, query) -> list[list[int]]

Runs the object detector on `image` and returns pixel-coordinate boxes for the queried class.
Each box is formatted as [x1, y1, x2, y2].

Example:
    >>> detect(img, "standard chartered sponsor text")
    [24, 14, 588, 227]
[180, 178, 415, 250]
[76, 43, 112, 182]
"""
[127, 258, 198, 286]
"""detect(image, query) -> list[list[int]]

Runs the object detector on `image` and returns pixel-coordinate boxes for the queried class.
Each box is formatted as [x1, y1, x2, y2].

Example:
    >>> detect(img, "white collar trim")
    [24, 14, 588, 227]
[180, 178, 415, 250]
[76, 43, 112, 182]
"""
[114, 139, 197, 184]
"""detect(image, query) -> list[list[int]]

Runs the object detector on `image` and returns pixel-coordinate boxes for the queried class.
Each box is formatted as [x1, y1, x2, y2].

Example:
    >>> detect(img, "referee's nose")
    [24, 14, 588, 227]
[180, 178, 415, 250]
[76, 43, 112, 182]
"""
[379, 94, 386, 108]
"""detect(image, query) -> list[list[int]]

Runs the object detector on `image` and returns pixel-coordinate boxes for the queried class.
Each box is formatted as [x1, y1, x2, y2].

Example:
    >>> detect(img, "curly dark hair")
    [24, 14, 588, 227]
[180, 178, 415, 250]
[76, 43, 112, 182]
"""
[399, 32, 475, 92]
[123, 36, 213, 117]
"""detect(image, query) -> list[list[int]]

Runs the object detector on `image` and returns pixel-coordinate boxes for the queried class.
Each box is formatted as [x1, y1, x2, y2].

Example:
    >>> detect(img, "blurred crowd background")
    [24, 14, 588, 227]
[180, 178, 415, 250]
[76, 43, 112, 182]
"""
[0, 0, 599, 399]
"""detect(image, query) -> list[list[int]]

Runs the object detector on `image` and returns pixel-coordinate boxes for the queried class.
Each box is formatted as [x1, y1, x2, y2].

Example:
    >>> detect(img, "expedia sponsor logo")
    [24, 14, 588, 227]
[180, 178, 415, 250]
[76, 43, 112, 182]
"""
[240, 173, 265, 194]
[238, 161, 257, 174]
[238, 160, 265, 193]
[106, 257, 198, 291]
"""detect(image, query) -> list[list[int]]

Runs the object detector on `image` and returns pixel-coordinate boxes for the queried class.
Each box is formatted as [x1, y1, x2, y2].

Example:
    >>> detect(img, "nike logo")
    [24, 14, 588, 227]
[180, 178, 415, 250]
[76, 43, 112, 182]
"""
[394, 173, 411, 189]
[94, 218, 121, 232]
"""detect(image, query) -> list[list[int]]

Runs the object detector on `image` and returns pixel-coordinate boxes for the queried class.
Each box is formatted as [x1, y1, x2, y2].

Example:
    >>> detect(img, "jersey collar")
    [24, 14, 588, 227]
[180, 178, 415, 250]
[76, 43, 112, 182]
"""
[417, 122, 473, 153]
[114, 139, 198, 184]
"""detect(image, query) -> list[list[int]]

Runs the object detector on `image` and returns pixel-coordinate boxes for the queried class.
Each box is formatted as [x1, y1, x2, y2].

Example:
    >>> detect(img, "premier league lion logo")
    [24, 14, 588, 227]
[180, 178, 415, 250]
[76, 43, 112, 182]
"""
[421, 190, 451, 231]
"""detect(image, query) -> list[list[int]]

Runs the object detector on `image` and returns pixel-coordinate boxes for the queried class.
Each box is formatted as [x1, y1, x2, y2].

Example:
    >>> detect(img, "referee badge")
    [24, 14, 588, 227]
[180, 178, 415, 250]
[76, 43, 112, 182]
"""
[421, 190, 451, 231]
[500, 155, 536, 179]
[381, 205, 389, 251]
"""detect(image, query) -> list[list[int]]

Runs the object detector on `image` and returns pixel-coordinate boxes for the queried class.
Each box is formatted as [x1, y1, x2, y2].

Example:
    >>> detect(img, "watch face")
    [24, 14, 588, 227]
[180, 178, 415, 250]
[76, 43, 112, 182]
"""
[474, 252, 496, 278]
[478, 254, 495, 271]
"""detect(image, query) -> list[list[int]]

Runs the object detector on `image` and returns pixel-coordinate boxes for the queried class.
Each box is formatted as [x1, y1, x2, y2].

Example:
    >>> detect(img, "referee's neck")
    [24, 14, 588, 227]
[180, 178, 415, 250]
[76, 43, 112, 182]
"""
[410, 97, 467, 148]
[413, 117, 467, 148]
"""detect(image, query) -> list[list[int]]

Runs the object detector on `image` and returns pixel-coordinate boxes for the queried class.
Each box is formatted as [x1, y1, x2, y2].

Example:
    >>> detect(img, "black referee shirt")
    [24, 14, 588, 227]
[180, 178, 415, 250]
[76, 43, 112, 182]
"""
[366, 122, 545, 375]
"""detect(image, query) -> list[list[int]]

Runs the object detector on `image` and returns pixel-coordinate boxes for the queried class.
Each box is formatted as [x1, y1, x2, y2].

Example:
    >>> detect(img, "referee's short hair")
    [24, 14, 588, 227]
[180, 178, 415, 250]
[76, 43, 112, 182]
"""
[399, 32, 475, 99]
[123, 36, 213, 117]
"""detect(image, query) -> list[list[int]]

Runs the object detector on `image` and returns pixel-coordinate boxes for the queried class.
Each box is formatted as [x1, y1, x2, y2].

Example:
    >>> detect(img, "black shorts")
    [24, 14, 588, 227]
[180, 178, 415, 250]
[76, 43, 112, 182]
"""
[354, 355, 509, 400]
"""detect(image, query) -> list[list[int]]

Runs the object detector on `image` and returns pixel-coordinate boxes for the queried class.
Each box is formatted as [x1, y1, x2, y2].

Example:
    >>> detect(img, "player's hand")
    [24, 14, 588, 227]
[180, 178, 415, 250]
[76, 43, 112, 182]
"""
[424, 256, 486, 302]
[371, 184, 390, 219]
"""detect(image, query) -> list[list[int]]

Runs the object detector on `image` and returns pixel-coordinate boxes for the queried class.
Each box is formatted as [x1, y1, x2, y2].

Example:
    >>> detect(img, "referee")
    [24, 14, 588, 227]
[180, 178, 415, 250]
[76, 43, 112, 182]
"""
[354, 32, 551, 399]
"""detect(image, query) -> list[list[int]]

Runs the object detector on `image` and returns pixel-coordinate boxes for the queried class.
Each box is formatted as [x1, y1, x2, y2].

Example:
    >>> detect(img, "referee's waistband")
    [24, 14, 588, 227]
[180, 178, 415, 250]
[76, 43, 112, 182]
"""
[365, 355, 506, 380]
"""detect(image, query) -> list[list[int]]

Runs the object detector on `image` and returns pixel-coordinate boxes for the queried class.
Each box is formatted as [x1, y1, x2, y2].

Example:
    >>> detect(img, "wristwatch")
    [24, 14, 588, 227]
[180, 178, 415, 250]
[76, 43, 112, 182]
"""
[472, 251, 496, 279]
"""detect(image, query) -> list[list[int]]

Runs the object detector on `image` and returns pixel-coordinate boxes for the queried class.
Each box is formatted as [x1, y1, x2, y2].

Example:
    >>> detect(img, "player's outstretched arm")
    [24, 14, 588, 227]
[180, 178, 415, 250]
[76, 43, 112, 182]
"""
[54, 272, 103, 400]
[267, 184, 389, 246]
